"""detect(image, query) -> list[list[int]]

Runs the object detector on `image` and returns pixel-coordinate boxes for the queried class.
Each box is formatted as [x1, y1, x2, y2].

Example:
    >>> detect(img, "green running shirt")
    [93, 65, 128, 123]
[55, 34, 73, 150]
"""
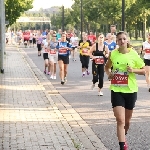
[110, 48, 145, 93]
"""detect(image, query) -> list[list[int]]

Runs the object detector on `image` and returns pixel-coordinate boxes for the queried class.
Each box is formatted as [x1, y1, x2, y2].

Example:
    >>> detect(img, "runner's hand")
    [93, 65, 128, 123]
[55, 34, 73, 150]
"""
[108, 72, 114, 80]
[127, 66, 133, 73]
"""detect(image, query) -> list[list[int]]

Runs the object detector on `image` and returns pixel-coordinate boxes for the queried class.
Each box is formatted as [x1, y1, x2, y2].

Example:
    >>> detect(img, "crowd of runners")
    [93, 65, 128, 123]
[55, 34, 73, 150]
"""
[12, 25, 150, 150]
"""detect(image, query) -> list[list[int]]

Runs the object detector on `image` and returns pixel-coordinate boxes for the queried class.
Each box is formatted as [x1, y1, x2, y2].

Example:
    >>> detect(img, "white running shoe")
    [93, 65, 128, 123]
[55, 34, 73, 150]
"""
[98, 91, 103, 96]
[50, 75, 54, 79]
[53, 75, 56, 79]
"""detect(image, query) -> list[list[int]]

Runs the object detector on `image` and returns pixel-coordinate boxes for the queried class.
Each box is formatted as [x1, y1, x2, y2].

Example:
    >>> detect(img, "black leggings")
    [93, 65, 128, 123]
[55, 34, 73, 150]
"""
[80, 54, 90, 69]
[92, 62, 104, 89]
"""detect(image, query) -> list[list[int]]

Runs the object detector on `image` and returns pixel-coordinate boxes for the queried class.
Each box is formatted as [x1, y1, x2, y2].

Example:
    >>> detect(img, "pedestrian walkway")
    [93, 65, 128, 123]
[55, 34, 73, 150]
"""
[0, 45, 107, 150]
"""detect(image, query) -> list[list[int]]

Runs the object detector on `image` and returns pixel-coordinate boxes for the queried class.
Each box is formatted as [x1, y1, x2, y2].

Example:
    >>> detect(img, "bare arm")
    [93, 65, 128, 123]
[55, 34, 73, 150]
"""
[89, 44, 96, 59]
[104, 45, 109, 58]
[127, 66, 145, 75]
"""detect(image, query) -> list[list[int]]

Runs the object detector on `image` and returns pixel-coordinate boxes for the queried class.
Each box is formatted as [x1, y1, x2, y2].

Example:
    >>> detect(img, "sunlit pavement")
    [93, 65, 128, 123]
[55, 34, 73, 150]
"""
[0, 45, 107, 150]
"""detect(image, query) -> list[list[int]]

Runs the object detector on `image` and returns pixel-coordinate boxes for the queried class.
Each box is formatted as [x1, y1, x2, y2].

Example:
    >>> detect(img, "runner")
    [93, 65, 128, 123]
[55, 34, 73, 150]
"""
[78, 33, 92, 77]
[49, 32, 58, 79]
[142, 33, 150, 92]
[105, 31, 145, 150]
[88, 31, 96, 45]
[36, 32, 43, 56]
[70, 33, 79, 61]
[29, 31, 33, 48]
[56, 32, 72, 85]
[104, 33, 116, 52]
[42, 35, 50, 75]
[89, 33, 109, 96]
[23, 30, 30, 48]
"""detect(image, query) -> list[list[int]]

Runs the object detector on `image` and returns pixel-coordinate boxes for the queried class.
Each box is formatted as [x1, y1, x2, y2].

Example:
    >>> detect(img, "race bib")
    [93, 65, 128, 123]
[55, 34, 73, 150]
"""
[59, 48, 67, 55]
[50, 49, 56, 55]
[111, 72, 128, 86]
[145, 49, 150, 54]
[94, 56, 104, 64]
[82, 48, 88, 54]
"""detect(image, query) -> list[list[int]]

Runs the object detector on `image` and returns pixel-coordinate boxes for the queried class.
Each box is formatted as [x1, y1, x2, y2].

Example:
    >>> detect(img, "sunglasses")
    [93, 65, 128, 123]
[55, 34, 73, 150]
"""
[53, 35, 57, 37]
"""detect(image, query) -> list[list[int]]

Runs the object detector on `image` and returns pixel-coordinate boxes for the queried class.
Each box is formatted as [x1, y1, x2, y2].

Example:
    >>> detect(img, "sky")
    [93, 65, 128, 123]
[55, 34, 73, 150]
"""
[31, 0, 74, 10]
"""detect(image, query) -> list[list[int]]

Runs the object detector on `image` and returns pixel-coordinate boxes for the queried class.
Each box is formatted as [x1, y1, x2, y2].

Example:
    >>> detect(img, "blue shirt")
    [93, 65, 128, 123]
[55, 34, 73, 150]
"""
[56, 41, 72, 56]
[104, 41, 116, 51]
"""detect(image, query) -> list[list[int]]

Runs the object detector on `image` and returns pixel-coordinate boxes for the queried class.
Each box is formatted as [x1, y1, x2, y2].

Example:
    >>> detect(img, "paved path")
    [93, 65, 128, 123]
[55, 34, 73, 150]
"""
[21, 45, 150, 150]
[0, 45, 107, 150]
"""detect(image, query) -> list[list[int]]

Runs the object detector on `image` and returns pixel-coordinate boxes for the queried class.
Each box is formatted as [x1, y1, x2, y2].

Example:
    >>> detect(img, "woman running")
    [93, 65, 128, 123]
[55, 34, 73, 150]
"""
[89, 33, 109, 96]
[78, 33, 92, 77]
[49, 33, 58, 79]
[36, 32, 43, 56]
[142, 33, 150, 92]
[42, 35, 50, 75]
[56, 32, 72, 85]
[105, 31, 145, 150]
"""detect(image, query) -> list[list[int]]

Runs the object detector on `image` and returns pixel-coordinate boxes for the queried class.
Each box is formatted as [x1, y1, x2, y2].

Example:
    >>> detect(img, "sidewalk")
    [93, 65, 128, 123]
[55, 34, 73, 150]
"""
[0, 45, 107, 150]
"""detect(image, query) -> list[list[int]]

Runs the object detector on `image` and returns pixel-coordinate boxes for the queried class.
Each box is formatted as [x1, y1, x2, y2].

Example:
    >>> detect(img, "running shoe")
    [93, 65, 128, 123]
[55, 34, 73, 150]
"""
[98, 91, 103, 96]
[50, 75, 54, 79]
[61, 81, 65, 85]
[64, 77, 67, 83]
[53, 75, 56, 79]
[44, 70, 46, 74]
[82, 73, 85, 77]
[87, 70, 90, 75]
[124, 140, 128, 150]
[47, 72, 50, 75]
[91, 84, 95, 90]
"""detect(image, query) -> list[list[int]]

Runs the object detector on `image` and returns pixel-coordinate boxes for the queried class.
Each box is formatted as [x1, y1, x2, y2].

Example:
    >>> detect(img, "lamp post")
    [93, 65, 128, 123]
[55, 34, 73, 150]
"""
[62, 5, 65, 32]
[122, 0, 125, 31]
[80, 0, 83, 40]
[0, 0, 5, 73]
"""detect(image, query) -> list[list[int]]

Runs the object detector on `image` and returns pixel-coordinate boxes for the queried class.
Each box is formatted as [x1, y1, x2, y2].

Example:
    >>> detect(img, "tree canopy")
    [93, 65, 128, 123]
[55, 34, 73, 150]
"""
[5, 0, 33, 26]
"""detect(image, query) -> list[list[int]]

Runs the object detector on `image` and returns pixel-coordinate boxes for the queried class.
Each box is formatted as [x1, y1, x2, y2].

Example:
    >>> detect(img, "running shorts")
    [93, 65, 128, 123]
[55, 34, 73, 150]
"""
[111, 90, 137, 110]
[144, 59, 150, 66]
[43, 53, 49, 60]
[37, 44, 42, 51]
[58, 55, 69, 64]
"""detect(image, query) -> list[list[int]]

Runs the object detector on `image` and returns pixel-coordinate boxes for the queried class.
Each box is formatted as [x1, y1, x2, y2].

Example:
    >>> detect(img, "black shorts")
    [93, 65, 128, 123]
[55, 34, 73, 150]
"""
[43, 53, 49, 60]
[111, 90, 137, 110]
[72, 46, 77, 50]
[24, 39, 29, 42]
[58, 55, 69, 64]
[37, 44, 42, 51]
[80, 54, 90, 68]
[29, 40, 32, 43]
[33, 38, 36, 44]
[144, 59, 150, 66]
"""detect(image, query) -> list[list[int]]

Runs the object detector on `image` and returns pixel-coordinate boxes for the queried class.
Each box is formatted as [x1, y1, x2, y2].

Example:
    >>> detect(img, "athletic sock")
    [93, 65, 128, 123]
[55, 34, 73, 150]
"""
[119, 142, 125, 150]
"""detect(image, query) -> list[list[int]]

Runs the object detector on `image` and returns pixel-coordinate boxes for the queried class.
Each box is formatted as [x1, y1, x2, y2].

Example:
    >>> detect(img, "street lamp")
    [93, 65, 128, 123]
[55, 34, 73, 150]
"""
[80, 0, 83, 40]
[122, 0, 125, 31]
[0, 0, 5, 73]
[62, 5, 65, 32]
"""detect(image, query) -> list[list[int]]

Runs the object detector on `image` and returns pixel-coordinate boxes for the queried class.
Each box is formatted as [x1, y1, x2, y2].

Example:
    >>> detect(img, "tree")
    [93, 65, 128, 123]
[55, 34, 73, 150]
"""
[5, 0, 33, 26]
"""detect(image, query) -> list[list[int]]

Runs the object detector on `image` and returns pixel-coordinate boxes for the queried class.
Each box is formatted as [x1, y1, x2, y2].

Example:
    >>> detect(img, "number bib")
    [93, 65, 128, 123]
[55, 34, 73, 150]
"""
[145, 49, 150, 59]
[50, 49, 56, 55]
[94, 56, 104, 64]
[59, 49, 67, 55]
[82, 48, 88, 55]
[111, 72, 128, 86]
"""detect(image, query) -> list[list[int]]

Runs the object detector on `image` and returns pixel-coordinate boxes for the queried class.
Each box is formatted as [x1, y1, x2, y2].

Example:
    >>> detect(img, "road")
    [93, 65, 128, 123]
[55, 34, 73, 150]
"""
[21, 45, 150, 150]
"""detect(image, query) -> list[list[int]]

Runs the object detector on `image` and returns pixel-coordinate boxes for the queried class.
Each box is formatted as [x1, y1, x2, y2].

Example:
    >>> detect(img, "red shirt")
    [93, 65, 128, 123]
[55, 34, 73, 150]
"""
[23, 32, 30, 40]
[88, 35, 96, 44]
